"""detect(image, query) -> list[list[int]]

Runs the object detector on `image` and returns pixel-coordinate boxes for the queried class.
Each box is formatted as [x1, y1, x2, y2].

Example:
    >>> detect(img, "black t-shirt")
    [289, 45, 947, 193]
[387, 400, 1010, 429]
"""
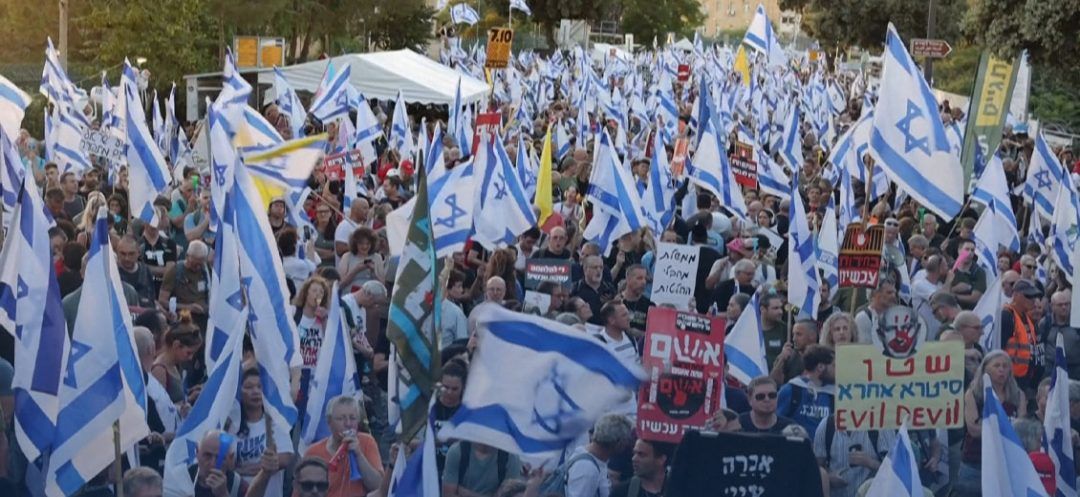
[534, 247, 573, 260]
[611, 479, 664, 497]
[434, 399, 461, 474]
[622, 294, 655, 332]
[572, 280, 617, 325]
[140, 236, 178, 277]
[694, 246, 721, 314]
[737, 413, 796, 435]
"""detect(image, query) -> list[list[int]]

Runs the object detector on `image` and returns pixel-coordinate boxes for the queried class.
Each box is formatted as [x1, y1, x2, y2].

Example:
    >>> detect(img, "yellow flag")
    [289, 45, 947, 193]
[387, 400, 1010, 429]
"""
[734, 45, 751, 88]
[535, 125, 554, 226]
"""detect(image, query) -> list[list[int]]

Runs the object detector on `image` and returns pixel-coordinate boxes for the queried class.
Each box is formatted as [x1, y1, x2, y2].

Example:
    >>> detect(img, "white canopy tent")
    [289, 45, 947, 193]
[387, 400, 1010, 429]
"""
[257, 49, 489, 105]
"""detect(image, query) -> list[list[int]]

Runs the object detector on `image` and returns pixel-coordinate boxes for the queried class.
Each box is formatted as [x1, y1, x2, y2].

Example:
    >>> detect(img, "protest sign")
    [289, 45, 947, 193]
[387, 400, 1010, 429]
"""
[835, 341, 964, 431]
[730, 140, 757, 188]
[638, 308, 725, 443]
[485, 27, 514, 69]
[472, 111, 502, 155]
[960, 50, 1018, 185]
[79, 128, 125, 165]
[523, 258, 572, 291]
[677, 64, 690, 82]
[838, 223, 884, 288]
[322, 150, 365, 181]
[668, 431, 824, 497]
[650, 243, 700, 309]
[670, 138, 689, 179]
[522, 290, 551, 316]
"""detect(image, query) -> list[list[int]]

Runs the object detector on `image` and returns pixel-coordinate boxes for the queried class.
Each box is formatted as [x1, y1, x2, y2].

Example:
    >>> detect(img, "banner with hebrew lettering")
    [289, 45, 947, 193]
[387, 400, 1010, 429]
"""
[834, 341, 964, 431]
[638, 307, 725, 443]
[650, 242, 700, 308]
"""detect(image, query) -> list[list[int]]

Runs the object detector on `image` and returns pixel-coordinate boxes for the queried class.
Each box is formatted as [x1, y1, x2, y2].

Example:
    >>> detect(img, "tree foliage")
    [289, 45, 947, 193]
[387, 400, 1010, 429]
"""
[793, 0, 965, 52]
[367, 0, 435, 50]
[963, 0, 1080, 76]
[522, 0, 619, 45]
[621, 0, 704, 45]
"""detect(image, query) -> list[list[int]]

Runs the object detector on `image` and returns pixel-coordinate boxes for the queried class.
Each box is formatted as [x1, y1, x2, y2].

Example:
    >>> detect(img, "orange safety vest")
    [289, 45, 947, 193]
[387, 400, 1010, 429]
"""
[1003, 304, 1038, 378]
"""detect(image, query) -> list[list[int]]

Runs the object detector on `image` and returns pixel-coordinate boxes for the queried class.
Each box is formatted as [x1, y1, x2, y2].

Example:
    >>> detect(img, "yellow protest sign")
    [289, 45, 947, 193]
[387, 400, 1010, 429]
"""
[485, 27, 514, 69]
[235, 36, 259, 68]
[834, 341, 965, 431]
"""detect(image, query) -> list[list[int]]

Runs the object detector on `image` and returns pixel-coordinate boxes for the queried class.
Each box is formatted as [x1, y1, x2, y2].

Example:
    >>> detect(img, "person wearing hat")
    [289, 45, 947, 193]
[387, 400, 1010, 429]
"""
[1002, 279, 1045, 402]
[704, 238, 754, 290]
[267, 197, 290, 237]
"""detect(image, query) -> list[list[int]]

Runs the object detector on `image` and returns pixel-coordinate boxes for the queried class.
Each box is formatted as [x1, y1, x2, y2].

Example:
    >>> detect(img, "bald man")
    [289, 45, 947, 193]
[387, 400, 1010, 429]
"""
[334, 198, 372, 257]
[189, 430, 246, 497]
[1041, 289, 1080, 378]
[485, 276, 507, 303]
[534, 226, 572, 259]
[117, 236, 157, 308]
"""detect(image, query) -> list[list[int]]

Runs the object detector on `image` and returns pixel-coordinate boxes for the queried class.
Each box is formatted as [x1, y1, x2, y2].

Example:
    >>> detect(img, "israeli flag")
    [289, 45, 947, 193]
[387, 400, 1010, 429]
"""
[972, 153, 1020, 254]
[838, 152, 862, 233]
[555, 122, 572, 160]
[48, 105, 92, 175]
[308, 62, 353, 123]
[864, 425, 924, 497]
[46, 208, 149, 497]
[981, 374, 1051, 497]
[789, 170, 821, 320]
[1048, 171, 1079, 281]
[974, 276, 1004, 351]
[743, 4, 787, 67]
[450, 3, 480, 25]
[755, 142, 792, 200]
[724, 290, 768, 385]
[437, 305, 645, 459]
[388, 397, 441, 497]
[779, 95, 804, 170]
[164, 83, 182, 166]
[0, 73, 31, 139]
[122, 61, 171, 224]
[1025, 131, 1066, 221]
[301, 282, 359, 448]
[1, 129, 24, 215]
[587, 129, 645, 230]
[642, 130, 676, 234]
[817, 195, 840, 293]
[449, 77, 464, 136]
[274, 67, 308, 138]
[152, 90, 165, 152]
[353, 92, 382, 165]
[0, 173, 71, 464]
[869, 24, 964, 221]
[472, 132, 537, 250]
[972, 203, 1011, 279]
[516, 134, 538, 200]
[1044, 334, 1078, 497]
[688, 119, 747, 218]
[390, 91, 415, 158]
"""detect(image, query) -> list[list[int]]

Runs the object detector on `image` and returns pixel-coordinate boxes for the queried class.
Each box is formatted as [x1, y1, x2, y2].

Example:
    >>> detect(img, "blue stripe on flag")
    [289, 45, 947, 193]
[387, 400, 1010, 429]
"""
[14, 388, 55, 451]
[869, 128, 963, 216]
[388, 307, 433, 368]
[53, 364, 123, 442]
[726, 346, 765, 380]
[449, 404, 574, 452]
[486, 320, 641, 387]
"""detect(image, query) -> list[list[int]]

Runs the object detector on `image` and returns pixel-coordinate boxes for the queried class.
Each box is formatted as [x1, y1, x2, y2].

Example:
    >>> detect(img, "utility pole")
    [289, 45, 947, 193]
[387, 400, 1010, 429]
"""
[924, 0, 936, 83]
[59, 0, 69, 70]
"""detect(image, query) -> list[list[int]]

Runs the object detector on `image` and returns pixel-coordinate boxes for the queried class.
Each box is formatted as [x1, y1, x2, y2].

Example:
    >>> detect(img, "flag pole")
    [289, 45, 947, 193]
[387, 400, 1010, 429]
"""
[113, 421, 124, 497]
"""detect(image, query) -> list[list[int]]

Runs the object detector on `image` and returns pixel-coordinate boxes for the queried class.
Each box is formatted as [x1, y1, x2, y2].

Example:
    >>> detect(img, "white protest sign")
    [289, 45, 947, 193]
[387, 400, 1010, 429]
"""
[79, 128, 125, 165]
[650, 242, 700, 309]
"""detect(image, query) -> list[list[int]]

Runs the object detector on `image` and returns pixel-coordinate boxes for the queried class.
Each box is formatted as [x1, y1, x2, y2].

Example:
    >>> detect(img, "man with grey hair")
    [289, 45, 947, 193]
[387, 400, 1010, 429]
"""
[1041, 289, 1080, 379]
[158, 239, 210, 318]
[912, 254, 947, 338]
[334, 198, 372, 258]
[188, 429, 245, 497]
[564, 414, 634, 497]
[710, 258, 756, 313]
[123, 467, 162, 497]
[572, 255, 616, 326]
[929, 291, 962, 337]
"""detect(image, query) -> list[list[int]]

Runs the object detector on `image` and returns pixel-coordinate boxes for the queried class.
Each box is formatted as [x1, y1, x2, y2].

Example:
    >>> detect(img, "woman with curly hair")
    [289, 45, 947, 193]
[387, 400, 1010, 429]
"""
[338, 227, 386, 291]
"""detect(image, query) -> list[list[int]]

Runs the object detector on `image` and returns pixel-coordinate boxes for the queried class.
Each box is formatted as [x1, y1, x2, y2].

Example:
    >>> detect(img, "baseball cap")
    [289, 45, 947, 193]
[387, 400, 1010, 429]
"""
[1013, 279, 1043, 299]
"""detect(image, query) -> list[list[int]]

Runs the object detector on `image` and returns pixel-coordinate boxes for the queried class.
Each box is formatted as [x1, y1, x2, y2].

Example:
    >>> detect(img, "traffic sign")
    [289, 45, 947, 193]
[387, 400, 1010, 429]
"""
[485, 27, 514, 69]
[910, 38, 952, 59]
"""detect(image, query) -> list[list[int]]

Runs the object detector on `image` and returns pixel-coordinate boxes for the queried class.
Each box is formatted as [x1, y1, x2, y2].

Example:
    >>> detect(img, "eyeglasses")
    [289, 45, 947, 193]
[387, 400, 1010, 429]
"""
[753, 392, 778, 401]
[297, 481, 329, 492]
[1024, 264, 1037, 269]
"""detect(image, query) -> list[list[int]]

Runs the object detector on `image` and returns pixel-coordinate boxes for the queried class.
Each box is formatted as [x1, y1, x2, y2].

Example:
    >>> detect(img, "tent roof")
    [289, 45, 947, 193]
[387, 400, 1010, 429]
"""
[672, 38, 694, 51]
[257, 49, 489, 105]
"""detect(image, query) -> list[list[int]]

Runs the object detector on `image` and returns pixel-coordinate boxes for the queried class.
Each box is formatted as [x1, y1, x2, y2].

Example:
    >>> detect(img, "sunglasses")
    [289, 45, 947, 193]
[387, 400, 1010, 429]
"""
[753, 392, 778, 401]
[298, 481, 329, 492]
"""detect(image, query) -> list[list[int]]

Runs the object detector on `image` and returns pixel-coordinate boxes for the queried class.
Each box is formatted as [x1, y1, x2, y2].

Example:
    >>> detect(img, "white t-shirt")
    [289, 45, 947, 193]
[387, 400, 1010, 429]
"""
[565, 446, 609, 497]
[231, 415, 293, 497]
[297, 315, 325, 369]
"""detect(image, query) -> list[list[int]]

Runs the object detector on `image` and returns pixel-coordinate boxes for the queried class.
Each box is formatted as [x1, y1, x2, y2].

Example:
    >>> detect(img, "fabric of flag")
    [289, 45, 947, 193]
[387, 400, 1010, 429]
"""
[0, 173, 71, 464]
[47, 105, 92, 175]
[387, 159, 443, 443]
[388, 397, 441, 497]
[508, 0, 532, 14]
[152, 90, 166, 152]
[817, 196, 840, 293]
[122, 61, 171, 224]
[1, 129, 24, 215]
[438, 305, 645, 458]
[972, 203, 1011, 279]
[308, 62, 354, 123]
[981, 374, 1051, 497]
[755, 142, 792, 200]
[869, 24, 964, 221]
[1045, 334, 1078, 497]
[742, 4, 787, 67]
[779, 96, 804, 170]
[1025, 131, 1066, 221]
[0, 73, 31, 139]
[972, 153, 1021, 253]
[515, 134, 537, 200]
[643, 130, 676, 234]
[390, 91, 414, 158]
[535, 125, 554, 226]
[473, 132, 537, 249]
[974, 276, 1004, 351]
[46, 208, 149, 497]
[301, 282, 359, 448]
[450, 3, 480, 25]
[164, 83, 182, 165]
[353, 93, 382, 164]
[386, 146, 476, 257]
[724, 290, 768, 385]
[243, 134, 328, 229]
[789, 170, 821, 320]
[688, 119, 747, 218]
[864, 425, 924, 497]
[583, 131, 645, 255]
[273, 67, 308, 139]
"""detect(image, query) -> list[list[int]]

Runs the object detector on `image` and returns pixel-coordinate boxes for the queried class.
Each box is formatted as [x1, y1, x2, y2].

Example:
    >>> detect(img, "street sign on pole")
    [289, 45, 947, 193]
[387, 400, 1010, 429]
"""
[910, 38, 952, 59]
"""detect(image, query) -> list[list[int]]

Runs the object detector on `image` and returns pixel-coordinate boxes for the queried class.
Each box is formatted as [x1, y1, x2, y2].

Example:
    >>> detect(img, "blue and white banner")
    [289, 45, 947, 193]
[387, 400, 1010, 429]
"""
[0, 73, 31, 139]
[1044, 334, 1078, 497]
[301, 282, 359, 448]
[981, 374, 1051, 497]
[724, 290, 768, 385]
[122, 61, 171, 224]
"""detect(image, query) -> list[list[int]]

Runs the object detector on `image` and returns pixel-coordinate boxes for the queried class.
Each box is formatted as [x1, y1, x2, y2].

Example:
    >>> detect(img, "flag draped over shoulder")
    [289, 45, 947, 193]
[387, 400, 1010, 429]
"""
[864, 425, 924, 497]
[387, 159, 443, 443]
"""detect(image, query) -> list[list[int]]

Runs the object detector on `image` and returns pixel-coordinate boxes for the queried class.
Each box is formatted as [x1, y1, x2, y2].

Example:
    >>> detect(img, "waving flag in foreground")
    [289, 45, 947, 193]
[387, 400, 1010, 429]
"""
[1045, 334, 1078, 497]
[301, 282, 360, 447]
[388, 398, 440, 497]
[982, 373, 1051, 497]
[725, 289, 768, 385]
[864, 425, 924, 497]
[0, 73, 31, 139]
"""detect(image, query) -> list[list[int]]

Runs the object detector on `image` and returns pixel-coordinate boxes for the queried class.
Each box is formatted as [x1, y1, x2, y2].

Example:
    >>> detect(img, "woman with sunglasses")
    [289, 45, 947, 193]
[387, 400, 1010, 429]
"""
[738, 376, 796, 434]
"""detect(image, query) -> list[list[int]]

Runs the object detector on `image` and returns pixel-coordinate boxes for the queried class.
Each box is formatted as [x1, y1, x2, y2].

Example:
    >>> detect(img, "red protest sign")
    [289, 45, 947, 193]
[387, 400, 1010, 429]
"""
[838, 223, 885, 288]
[637, 308, 725, 443]
[730, 141, 758, 188]
[677, 64, 690, 82]
[670, 138, 689, 179]
[322, 150, 365, 181]
[471, 112, 502, 156]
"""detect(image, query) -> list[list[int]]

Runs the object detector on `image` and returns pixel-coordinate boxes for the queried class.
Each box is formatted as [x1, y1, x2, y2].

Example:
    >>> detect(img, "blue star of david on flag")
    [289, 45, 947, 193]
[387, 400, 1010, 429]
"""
[895, 100, 931, 156]
[62, 340, 92, 388]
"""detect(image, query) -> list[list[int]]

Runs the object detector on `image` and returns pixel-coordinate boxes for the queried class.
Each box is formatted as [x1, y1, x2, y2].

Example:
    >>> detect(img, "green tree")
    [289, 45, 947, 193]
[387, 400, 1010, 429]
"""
[368, 0, 435, 50]
[519, 0, 619, 47]
[620, 0, 704, 45]
[963, 0, 1080, 76]
[794, 0, 965, 52]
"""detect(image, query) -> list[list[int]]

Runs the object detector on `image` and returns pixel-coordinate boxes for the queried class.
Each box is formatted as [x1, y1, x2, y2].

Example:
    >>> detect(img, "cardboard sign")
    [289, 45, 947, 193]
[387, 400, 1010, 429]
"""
[322, 150, 365, 181]
[522, 290, 551, 316]
[730, 140, 758, 188]
[835, 341, 964, 431]
[838, 223, 884, 288]
[485, 27, 514, 69]
[523, 259, 572, 291]
[471, 111, 502, 155]
[79, 129, 125, 165]
[650, 243, 700, 309]
[677, 64, 690, 82]
[670, 138, 689, 179]
[668, 431, 824, 497]
[638, 308, 725, 443]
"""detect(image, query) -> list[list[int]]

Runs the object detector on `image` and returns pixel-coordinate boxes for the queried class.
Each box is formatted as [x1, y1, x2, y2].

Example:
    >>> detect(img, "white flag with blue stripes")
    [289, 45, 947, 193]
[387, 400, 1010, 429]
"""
[49, 104, 92, 175]
[46, 208, 149, 497]
[1049, 170, 1079, 281]
[817, 196, 840, 293]
[1025, 131, 1066, 221]
[688, 119, 746, 217]
[1, 129, 24, 218]
[353, 92, 383, 164]
[870, 24, 964, 221]
[301, 282, 359, 448]
[122, 61, 171, 224]
[864, 425, 924, 497]
[1044, 334, 1078, 497]
[743, 4, 787, 67]
[274, 67, 308, 138]
[789, 170, 821, 320]
[972, 153, 1020, 254]
[390, 91, 414, 158]
[450, 3, 480, 25]
[724, 290, 768, 385]
[308, 61, 353, 123]
[974, 276, 1003, 351]
[437, 305, 645, 458]
[982, 374, 1051, 497]
[0, 173, 71, 464]
[388, 397, 441, 497]
[779, 97, 804, 170]
[0, 73, 31, 139]
[473, 132, 537, 250]
[642, 131, 676, 234]
[509, 0, 532, 15]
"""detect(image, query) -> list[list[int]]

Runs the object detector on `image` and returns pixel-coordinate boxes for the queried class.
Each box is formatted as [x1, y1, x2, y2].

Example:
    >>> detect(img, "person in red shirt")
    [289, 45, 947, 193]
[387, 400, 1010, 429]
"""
[1014, 417, 1056, 496]
[303, 396, 383, 497]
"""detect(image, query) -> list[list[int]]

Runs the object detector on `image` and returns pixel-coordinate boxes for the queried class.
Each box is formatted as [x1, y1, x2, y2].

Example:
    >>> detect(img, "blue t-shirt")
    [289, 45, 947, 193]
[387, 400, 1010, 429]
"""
[777, 376, 835, 438]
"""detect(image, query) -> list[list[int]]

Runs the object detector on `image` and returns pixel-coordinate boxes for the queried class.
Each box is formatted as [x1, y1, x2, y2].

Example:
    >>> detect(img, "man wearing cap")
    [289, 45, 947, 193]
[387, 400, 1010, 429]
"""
[1002, 279, 1045, 399]
[705, 238, 753, 290]
[1040, 290, 1080, 379]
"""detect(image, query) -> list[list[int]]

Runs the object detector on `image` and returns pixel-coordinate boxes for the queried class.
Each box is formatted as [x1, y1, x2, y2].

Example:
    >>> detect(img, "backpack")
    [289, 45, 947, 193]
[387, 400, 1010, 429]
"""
[780, 384, 806, 419]
[537, 451, 602, 497]
[457, 441, 510, 488]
